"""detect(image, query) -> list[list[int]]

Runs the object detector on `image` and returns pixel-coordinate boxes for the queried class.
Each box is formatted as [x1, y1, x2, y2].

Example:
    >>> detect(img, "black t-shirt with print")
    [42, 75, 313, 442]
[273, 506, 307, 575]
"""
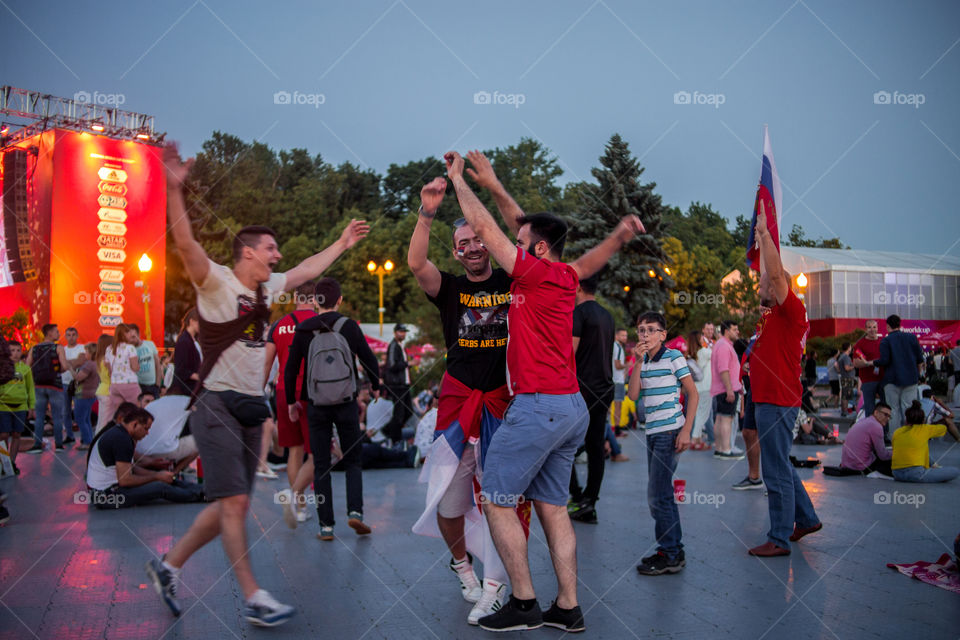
[428, 269, 511, 392]
[572, 300, 614, 398]
[97, 424, 135, 467]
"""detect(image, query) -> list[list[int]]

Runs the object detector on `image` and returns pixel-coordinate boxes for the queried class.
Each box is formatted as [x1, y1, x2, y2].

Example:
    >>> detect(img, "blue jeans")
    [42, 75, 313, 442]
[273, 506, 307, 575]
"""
[605, 423, 621, 456]
[893, 465, 960, 483]
[74, 397, 96, 445]
[92, 479, 204, 509]
[755, 403, 820, 549]
[861, 381, 880, 419]
[645, 430, 682, 560]
[33, 386, 66, 446]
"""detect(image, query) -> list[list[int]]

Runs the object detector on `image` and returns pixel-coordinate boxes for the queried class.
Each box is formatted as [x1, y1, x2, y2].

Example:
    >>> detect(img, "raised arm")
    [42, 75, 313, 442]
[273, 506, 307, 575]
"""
[284, 219, 370, 291]
[465, 150, 525, 235]
[163, 143, 209, 286]
[406, 177, 446, 298]
[445, 152, 517, 274]
[569, 215, 645, 280]
[755, 199, 788, 305]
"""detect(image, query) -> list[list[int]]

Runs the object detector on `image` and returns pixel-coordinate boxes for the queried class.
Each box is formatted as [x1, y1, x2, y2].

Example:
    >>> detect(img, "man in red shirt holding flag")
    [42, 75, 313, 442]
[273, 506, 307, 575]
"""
[747, 202, 822, 557]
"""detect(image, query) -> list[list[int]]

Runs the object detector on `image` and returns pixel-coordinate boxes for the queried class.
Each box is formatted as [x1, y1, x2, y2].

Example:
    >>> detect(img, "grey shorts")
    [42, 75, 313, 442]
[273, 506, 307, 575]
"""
[613, 384, 626, 402]
[191, 391, 262, 499]
[481, 392, 588, 507]
[437, 443, 479, 518]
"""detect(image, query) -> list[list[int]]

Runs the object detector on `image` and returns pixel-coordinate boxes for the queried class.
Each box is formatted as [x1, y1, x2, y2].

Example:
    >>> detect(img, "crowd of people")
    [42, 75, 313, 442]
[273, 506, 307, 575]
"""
[0, 144, 957, 632]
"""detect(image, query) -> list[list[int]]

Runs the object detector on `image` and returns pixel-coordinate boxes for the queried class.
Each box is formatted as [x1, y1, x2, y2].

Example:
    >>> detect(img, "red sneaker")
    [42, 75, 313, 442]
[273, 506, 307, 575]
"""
[748, 542, 790, 557]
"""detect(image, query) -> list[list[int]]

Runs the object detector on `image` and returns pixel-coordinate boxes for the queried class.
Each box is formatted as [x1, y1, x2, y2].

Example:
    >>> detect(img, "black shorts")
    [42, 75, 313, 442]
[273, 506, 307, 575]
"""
[713, 392, 739, 417]
[829, 380, 840, 395]
[741, 391, 756, 431]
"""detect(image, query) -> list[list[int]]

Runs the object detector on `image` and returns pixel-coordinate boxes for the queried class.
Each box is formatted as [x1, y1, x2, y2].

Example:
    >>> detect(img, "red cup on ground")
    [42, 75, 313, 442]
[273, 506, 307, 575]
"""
[673, 479, 686, 503]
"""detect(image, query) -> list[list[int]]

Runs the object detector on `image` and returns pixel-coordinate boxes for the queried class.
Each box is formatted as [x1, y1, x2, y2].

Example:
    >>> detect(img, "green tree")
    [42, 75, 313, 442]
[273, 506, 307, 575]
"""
[786, 224, 848, 249]
[565, 134, 672, 321]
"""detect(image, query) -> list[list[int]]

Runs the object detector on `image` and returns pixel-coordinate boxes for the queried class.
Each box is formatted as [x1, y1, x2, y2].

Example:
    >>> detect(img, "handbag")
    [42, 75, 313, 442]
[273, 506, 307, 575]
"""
[216, 390, 272, 428]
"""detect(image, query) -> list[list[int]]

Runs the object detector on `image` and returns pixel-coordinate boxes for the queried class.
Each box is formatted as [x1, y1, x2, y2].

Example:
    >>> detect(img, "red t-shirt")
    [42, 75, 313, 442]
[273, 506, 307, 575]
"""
[854, 335, 883, 383]
[506, 247, 579, 395]
[751, 288, 809, 407]
[268, 309, 317, 394]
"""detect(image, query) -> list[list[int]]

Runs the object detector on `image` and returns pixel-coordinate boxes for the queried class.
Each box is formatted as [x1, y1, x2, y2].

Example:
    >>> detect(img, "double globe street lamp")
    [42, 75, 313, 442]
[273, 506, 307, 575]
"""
[367, 259, 394, 336]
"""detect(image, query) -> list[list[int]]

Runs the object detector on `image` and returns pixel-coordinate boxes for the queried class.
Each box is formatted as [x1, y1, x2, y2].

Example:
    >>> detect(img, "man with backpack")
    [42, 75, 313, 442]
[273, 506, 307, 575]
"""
[24, 324, 71, 453]
[284, 277, 382, 542]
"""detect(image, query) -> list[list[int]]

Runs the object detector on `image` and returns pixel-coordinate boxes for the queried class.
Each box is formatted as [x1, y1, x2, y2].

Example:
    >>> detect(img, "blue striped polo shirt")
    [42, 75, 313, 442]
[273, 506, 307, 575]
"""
[639, 345, 691, 434]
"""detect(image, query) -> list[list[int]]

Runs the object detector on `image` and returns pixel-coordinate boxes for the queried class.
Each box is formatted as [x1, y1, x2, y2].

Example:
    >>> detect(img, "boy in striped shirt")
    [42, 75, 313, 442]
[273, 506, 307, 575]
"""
[628, 311, 699, 575]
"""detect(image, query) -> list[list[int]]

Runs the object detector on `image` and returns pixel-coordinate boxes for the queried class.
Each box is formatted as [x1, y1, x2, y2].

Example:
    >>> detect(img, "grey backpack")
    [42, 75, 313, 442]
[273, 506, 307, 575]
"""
[306, 316, 357, 406]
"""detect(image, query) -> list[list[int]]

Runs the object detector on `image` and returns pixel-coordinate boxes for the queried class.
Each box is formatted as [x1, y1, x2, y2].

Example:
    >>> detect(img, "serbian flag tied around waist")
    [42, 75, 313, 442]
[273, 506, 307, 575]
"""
[412, 373, 532, 572]
[746, 126, 783, 270]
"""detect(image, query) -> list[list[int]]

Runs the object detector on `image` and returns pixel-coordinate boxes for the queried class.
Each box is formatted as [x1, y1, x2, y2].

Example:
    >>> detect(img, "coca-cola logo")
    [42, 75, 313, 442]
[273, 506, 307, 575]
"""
[98, 181, 128, 196]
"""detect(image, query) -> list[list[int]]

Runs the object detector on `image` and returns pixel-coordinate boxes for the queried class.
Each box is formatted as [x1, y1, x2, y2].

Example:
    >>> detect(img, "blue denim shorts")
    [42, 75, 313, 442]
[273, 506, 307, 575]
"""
[481, 392, 588, 507]
[0, 410, 28, 434]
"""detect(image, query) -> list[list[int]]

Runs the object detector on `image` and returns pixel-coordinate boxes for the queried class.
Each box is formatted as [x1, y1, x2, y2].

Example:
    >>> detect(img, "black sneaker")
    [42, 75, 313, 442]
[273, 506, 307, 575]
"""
[478, 595, 543, 632]
[636, 550, 685, 575]
[732, 476, 764, 490]
[0, 505, 9, 525]
[145, 557, 181, 616]
[569, 502, 597, 524]
[542, 601, 585, 633]
[11, 462, 19, 475]
[23, 443, 44, 454]
[54, 444, 65, 451]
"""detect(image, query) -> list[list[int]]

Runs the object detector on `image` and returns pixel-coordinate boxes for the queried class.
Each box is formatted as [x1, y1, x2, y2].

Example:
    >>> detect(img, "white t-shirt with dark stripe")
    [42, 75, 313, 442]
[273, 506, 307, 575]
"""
[639, 346, 691, 434]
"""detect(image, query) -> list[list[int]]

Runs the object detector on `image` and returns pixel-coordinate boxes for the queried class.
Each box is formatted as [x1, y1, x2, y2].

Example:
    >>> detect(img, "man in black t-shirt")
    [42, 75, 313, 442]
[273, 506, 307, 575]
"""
[568, 274, 615, 523]
[84, 408, 203, 509]
[407, 155, 526, 626]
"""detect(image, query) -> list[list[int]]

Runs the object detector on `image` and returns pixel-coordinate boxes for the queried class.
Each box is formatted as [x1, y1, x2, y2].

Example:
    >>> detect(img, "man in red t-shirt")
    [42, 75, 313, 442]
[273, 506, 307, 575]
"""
[445, 150, 643, 633]
[747, 204, 821, 558]
[853, 319, 884, 416]
[263, 282, 317, 528]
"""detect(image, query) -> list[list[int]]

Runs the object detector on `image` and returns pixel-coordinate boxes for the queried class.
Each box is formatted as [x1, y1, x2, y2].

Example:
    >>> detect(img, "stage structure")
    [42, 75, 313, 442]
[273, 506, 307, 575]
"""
[0, 87, 166, 340]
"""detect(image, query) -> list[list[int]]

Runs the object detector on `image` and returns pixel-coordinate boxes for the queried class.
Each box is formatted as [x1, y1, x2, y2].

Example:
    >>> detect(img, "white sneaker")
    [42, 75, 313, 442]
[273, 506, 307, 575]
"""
[450, 554, 482, 603]
[295, 505, 309, 523]
[244, 589, 295, 627]
[276, 489, 297, 529]
[256, 467, 279, 479]
[468, 579, 506, 625]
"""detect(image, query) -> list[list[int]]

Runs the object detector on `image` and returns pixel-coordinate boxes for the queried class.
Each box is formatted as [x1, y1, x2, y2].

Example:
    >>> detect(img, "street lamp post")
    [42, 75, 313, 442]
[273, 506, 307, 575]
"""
[137, 253, 152, 341]
[366, 259, 394, 336]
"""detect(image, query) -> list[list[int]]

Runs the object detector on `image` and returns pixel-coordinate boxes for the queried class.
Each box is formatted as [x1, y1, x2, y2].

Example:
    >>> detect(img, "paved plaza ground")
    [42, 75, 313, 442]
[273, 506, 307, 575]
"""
[1, 426, 958, 640]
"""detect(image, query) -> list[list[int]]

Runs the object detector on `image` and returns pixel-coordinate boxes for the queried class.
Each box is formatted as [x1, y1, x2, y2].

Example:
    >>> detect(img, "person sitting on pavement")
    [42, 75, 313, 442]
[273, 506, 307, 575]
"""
[84, 407, 204, 509]
[135, 395, 200, 475]
[891, 400, 960, 483]
[832, 402, 893, 476]
[793, 408, 840, 445]
[919, 388, 959, 442]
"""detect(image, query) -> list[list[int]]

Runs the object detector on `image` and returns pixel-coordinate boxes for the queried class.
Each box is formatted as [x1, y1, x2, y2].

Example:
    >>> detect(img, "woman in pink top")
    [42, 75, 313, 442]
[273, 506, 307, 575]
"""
[105, 323, 141, 414]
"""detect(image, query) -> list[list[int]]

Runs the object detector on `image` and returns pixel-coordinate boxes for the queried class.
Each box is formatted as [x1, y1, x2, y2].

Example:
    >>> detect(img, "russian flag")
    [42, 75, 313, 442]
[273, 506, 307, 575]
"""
[746, 126, 783, 271]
